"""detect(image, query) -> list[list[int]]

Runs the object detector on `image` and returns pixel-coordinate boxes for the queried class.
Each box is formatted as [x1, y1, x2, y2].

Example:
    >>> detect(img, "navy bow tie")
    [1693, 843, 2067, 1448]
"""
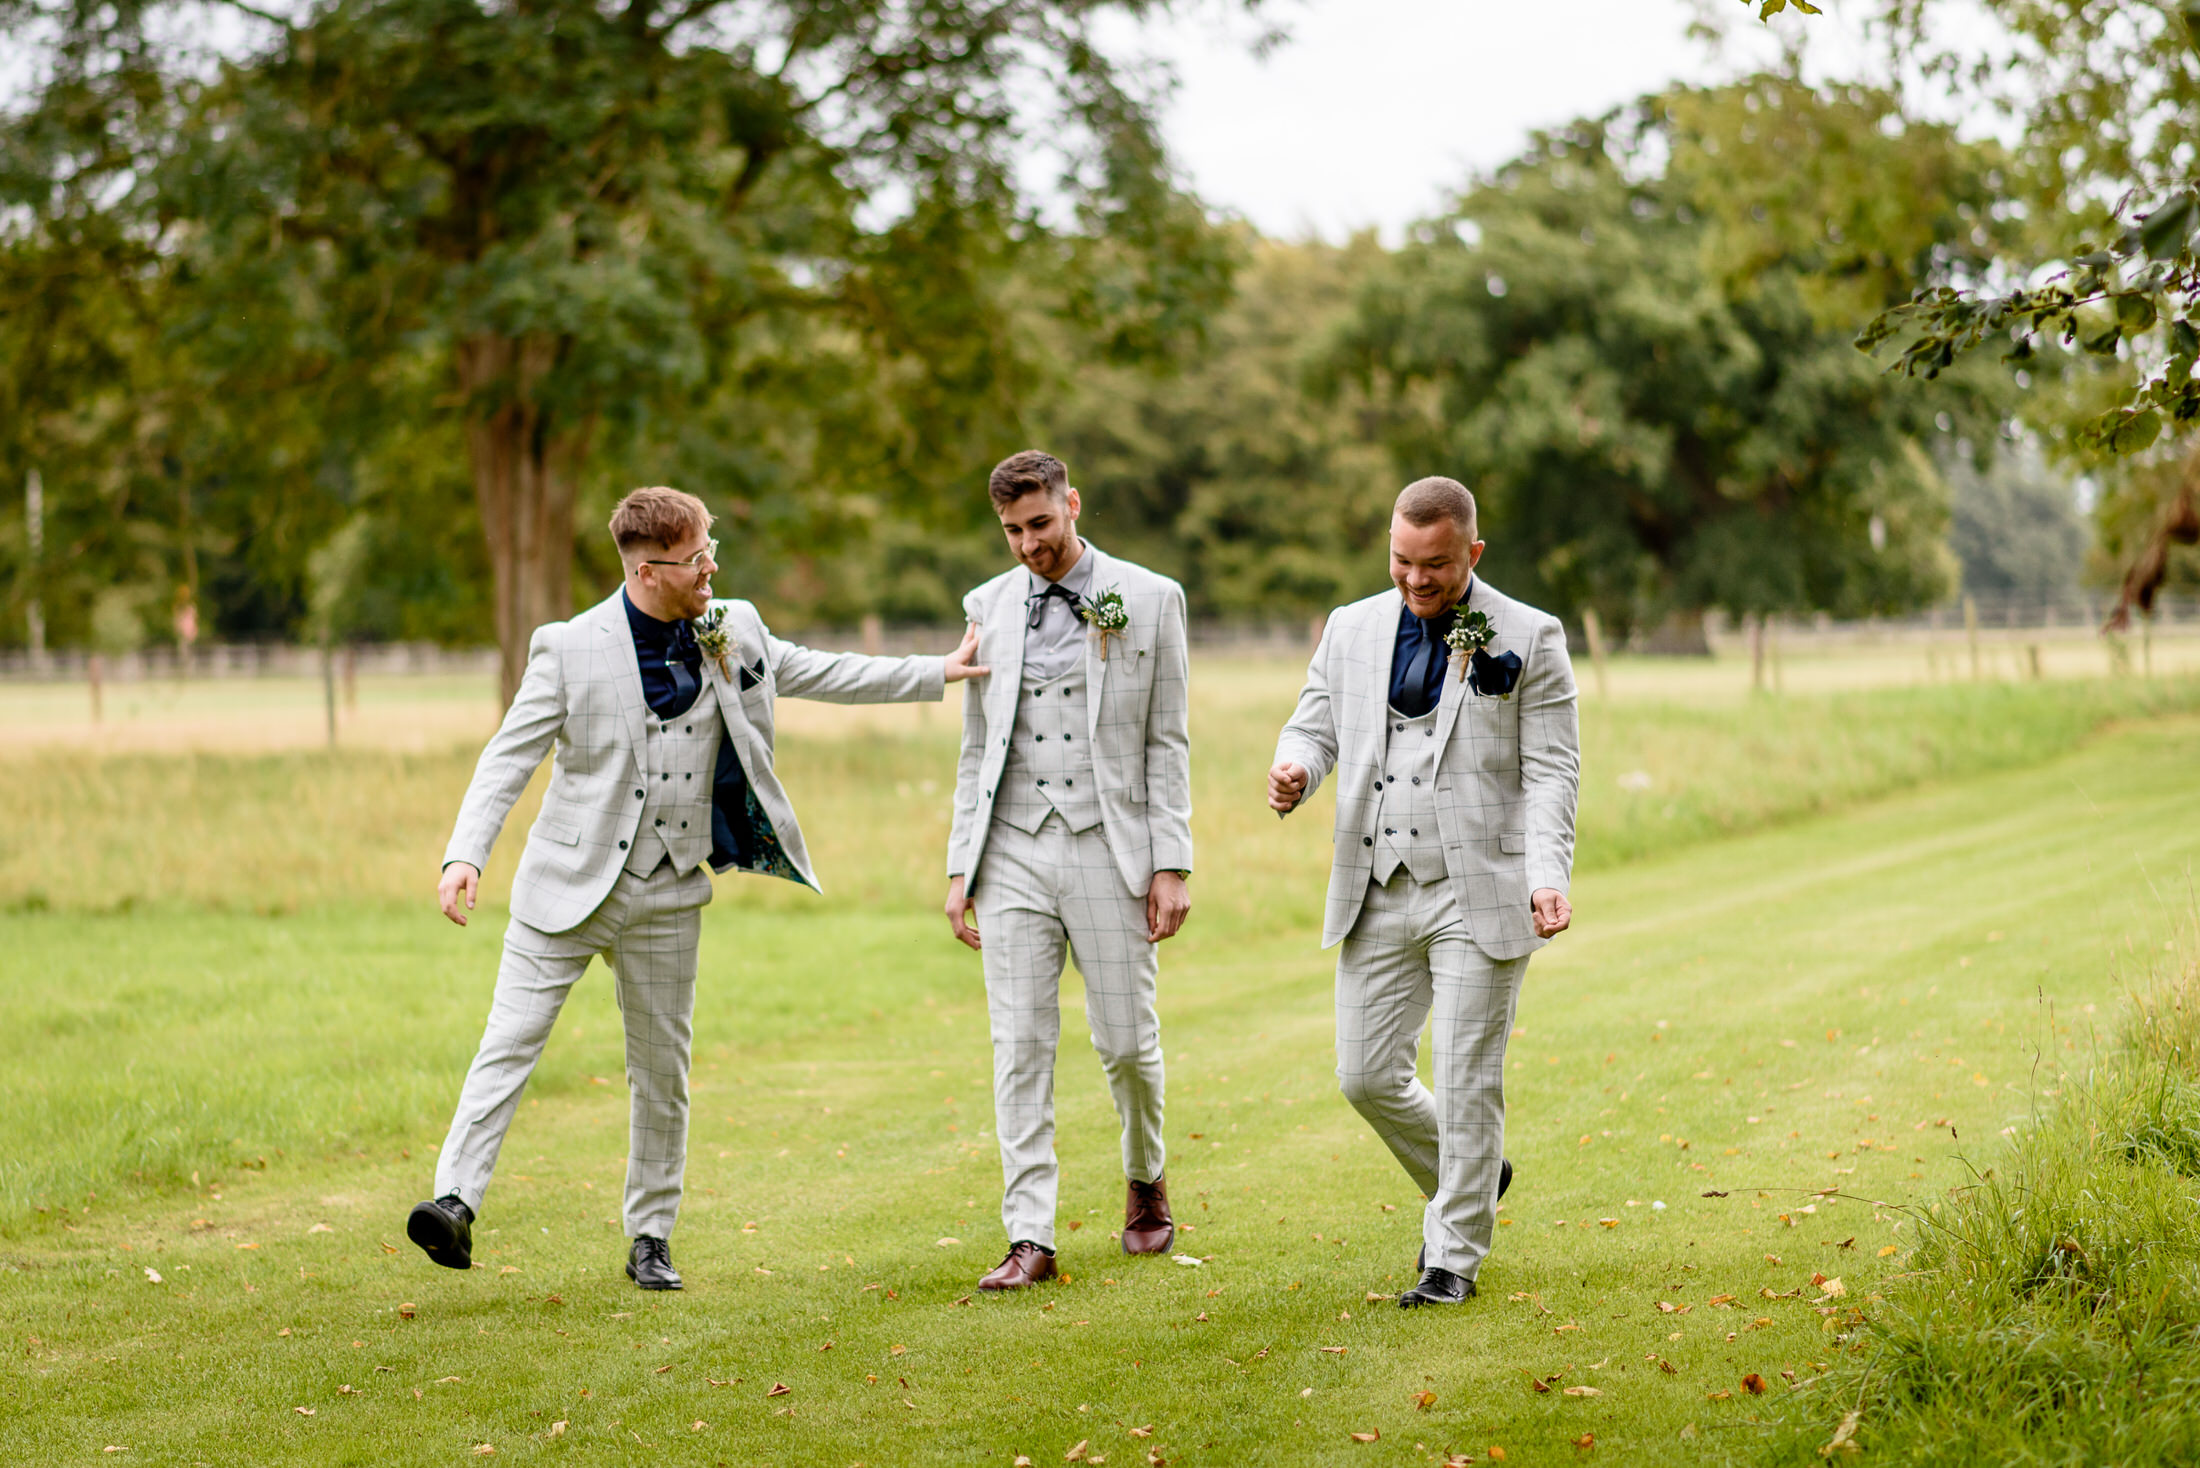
[1026, 581, 1082, 629]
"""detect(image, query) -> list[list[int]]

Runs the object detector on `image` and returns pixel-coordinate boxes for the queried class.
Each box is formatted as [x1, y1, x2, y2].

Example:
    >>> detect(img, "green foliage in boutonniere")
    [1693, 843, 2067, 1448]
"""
[1444, 608, 1495, 662]
[1078, 586, 1130, 658]
[691, 606, 734, 678]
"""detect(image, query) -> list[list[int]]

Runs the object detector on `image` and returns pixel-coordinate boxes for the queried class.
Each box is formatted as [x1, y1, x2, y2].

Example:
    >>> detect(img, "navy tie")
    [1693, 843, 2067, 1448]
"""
[1405, 622, 1437, 717]
[665, 620, 700, 706]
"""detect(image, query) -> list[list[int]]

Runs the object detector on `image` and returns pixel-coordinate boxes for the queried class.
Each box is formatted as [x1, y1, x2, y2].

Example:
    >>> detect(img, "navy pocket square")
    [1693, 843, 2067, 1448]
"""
[737, 658, 764, 691]
[1467, 648, 1523, 698]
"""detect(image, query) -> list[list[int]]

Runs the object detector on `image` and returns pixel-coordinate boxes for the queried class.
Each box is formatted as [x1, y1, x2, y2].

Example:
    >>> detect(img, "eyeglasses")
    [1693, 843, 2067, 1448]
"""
[643, 538, 718, 572]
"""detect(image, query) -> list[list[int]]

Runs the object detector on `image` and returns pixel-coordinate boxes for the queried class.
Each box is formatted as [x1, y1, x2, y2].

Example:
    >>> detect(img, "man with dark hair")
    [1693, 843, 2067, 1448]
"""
[945, 450, 1193, 1291]
[410, 486, 989, 1290]
[1268, 475, 1580, 1309]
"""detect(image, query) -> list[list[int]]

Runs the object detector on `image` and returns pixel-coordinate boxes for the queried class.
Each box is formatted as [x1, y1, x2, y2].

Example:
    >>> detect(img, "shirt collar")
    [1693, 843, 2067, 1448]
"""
[622, 586, 679, 647]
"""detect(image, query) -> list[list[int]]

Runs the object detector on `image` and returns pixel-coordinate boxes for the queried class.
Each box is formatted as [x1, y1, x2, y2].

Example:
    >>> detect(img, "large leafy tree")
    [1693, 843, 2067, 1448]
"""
[1823, 0, 2200, 619]
[1, 0, 1234, 696]
[1323, 77, 2011, 646]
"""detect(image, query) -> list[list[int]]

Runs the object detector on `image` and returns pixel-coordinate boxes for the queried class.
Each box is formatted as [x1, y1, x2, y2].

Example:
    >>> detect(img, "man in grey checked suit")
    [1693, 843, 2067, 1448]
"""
[409, 486, 987, 1290]
[1269, 476, 1580, 1308]
[944, 450, 1194, 1292]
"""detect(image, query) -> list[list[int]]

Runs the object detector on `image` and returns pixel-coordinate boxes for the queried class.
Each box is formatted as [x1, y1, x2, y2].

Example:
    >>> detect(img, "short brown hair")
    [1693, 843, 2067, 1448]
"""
[988, 450, 1069, 508]
[609, 486, 712, 554]
[1395, 476, 1477, 537]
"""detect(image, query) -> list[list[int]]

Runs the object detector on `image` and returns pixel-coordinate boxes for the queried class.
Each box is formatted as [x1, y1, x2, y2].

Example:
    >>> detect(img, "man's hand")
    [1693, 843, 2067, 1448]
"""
[1146, 870, 1191, 944]
[942, 622, 990, 683]
[944, 874, 982, 951]
[439, 862, 481, 927]
[1267, 761, 1309, 815]
[1531, 887, 1572, 939]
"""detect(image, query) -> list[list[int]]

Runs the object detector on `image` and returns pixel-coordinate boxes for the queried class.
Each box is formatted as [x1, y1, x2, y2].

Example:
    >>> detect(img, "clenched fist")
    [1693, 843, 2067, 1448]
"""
[1267, 761, 1309, 815]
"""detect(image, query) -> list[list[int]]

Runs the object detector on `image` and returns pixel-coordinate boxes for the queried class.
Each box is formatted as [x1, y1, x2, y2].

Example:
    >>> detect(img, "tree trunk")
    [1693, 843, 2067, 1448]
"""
[458, 332, 594, 706]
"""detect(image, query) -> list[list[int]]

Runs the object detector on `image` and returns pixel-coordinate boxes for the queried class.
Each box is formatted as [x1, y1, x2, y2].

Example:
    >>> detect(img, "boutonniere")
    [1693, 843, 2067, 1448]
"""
[1078, 585, 1130, 659]
[691, 606, 734, 679]
[1444, 608, 1522, 699]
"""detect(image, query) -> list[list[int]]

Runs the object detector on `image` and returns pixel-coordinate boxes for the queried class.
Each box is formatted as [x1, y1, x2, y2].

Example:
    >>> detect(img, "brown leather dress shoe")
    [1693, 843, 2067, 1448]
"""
[1122, 1175, 1176, 1255]
[978, 1241, 1058, 1291]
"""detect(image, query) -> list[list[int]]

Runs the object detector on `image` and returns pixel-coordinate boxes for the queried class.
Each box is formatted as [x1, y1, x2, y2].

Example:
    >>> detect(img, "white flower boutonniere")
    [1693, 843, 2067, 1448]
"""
[1078, 586, 1130, 659]
[692, 606, 734, 679]
[1443, 608, 1495, 667]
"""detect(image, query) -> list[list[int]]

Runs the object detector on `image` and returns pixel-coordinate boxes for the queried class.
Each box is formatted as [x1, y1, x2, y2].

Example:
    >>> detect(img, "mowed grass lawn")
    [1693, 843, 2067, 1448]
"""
[3, 659, 2199, 1465]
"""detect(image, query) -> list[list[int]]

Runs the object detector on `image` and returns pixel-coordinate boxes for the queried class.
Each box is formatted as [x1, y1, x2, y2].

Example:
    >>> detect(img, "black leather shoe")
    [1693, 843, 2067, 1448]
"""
[407, 1195, 474, 1271]
[1398, 1267, 1475, 1307]
[627, 1235, 683, 1291]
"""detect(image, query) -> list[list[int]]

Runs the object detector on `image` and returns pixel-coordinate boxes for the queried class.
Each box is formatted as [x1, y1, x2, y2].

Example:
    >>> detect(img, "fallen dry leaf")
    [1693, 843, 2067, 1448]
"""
[1014, 1458, 1033, 1468]
[1413, 1390, 1436, 1412]
[691, 1421, 707, 1432]
[309, 1223, 332, 1234]
[1066, 1440, 1090, 1462]
[936, 1238, 961, 1247]
[1706, 1390, 1732, 1401]
[1553, 1321, 1581, 1334]
[1822, 1408, 1863, 1457]
[1877, 1245, 1899, 1258]
[1820, 1278, 1847, 1298]
[143, 1268, 162, 1284]
[1488, 1449, 1506, 1462]
[1707, 1294, 1736, 1307]
[891, 1344, 907, 1356]
[293, 1407, 315, 1417]
[398, 1303, 417, 1320]
[1320, 1345, 1348, 1356]
[654, 1364, 672, 1375]
[1129, 1427, 1153, 1439]
[1573, 1433, 1595, 1449]
[1349, 1431, 1380, 1444]
[436, 1376, 462, 1384]
[1562, 1386, 1602, 1398]
[337, 1385, 359, 1396]
[766, 1383, 791, 1398]
[547, 1422, 566, 1439]
[472, 1447, 494, 1458]
[1742, 1374, 1768, 1395]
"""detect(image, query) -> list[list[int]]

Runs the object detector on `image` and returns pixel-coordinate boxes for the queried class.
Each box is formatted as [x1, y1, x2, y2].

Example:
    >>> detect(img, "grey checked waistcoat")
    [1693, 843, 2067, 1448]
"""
[1370, 703, 1447, 885]
[625, 680, 724, 877]
[992, 665, 1103, 835]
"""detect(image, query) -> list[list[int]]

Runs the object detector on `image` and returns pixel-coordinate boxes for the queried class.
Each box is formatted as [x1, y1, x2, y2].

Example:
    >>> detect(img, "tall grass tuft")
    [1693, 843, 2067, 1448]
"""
[1767, 938, 2200, 1465]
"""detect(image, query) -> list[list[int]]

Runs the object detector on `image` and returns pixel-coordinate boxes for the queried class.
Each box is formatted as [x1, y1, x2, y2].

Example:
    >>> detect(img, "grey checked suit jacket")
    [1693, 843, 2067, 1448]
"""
[947, 544, 1193, 899]
[445, 588, 944, 935]
[1275, 578, 1580, 960]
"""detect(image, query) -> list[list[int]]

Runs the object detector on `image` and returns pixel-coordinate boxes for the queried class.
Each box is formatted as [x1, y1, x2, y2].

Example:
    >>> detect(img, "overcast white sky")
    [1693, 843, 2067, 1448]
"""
[1119, 0, 1883, 241]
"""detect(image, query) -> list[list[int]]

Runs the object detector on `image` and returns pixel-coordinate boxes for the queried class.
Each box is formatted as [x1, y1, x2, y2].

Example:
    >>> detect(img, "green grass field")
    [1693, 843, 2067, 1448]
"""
[4, 660, 2198, 1464]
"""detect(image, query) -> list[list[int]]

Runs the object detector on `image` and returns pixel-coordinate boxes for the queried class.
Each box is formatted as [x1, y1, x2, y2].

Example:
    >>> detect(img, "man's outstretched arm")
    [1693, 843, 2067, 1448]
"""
[439, 628, 566, 926]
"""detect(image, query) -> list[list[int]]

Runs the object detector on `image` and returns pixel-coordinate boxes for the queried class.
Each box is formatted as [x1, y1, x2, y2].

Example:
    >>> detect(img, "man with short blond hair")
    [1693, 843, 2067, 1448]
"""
[946, 449, 1194, 1292]
[409, 486, 988, 1290]
[1270, 474, 1580, 1308]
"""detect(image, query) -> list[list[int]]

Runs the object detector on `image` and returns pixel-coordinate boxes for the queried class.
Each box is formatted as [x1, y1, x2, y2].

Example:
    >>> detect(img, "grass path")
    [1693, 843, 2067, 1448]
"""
[5, 719, 2199, 1464]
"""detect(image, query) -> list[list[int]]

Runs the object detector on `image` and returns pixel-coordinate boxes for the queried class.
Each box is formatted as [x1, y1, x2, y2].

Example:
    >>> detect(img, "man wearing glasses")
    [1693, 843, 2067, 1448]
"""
[409, 486, 987, 1290]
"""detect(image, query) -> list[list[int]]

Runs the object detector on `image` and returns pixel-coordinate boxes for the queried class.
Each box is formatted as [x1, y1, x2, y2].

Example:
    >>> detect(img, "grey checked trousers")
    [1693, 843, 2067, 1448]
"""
[972, 815, 1166, 1249]
[435, 860, 711, 1240]
[1335, 869, 1527, 1280]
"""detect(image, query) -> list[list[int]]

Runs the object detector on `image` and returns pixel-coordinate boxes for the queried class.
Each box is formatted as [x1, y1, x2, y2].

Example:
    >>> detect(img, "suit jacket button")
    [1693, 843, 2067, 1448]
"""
[1384, 828, 1395, 836]
[1065, 779, 1073, 786]
[662, 773, 670, 781]
[680, 821, 687, 829]
[685, 725, 692, 732]
[655, 818, 665, 826]
[618, 840, 629, 850]
[1362, 836, 1373, 847]
[1411, 776, 1421, 785]
[1410, 828, 1419, 836]
[634, 789, 644, 798]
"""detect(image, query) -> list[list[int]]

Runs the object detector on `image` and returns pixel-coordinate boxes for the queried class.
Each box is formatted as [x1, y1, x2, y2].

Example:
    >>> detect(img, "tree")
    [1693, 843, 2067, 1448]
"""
[1808, 1, 2200, 620]
[1323, 77, 2010, 647]
[1, 0, 1236, 697]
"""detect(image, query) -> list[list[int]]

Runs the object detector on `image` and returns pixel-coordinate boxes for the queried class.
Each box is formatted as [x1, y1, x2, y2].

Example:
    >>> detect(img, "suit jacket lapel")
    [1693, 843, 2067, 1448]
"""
[1081, 544, 1110, 747]
[985, 572, 1026, 734]
[597, 590, 650, 760]
[1433, 580, 1473, 752]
